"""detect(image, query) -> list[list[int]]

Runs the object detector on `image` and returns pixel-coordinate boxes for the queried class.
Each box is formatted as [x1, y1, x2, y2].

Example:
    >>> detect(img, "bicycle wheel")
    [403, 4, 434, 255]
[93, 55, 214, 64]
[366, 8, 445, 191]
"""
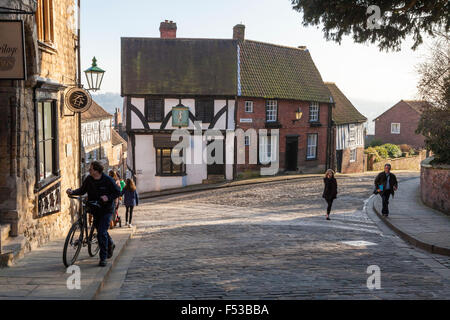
[87, 223, 100, 257]
[63, 222, 83, 267]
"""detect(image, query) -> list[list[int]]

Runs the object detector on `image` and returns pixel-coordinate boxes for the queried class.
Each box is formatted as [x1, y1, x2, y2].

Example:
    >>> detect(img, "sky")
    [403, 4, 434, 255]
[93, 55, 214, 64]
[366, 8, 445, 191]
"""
[80, 0, 436, 133]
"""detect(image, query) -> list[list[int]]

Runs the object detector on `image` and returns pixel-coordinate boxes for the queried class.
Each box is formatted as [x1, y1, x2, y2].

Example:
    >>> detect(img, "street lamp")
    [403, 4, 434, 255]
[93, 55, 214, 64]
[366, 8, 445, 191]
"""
[292, 107, 303, 123]
[84, 56, 105, 91]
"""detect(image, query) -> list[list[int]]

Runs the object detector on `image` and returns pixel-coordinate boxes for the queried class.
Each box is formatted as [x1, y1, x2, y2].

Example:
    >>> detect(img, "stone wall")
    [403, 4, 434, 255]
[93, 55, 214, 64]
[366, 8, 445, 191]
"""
[0, 0, 80, 251]
[370, 150, 427, 172]
[420, 157, 450, 215]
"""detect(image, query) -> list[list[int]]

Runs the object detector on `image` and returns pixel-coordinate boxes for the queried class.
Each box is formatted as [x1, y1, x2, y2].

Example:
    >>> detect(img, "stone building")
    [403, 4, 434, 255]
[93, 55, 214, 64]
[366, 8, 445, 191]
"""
[0, 0, 80, 263]
[81, 100, 113, 178]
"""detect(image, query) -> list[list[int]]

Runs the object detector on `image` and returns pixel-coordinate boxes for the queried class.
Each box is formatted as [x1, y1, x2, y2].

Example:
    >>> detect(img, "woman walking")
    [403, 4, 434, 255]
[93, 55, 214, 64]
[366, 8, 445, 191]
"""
[121, 178, 139, 228]
[322, 169, 337, 220]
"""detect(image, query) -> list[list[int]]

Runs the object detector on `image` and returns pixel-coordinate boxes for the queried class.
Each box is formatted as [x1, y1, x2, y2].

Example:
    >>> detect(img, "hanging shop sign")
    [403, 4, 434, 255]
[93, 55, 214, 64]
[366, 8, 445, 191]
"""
[172, 105, 189, 127]
[0, 20, 26, 80]
[64, 87, 93, 113]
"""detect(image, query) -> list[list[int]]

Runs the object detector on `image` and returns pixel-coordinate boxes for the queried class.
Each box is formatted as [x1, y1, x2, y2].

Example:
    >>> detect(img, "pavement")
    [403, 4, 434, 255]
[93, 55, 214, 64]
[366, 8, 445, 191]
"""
[1, 171, 449, 299]
[97, 171, 450, 299]
[0, 225, 134, 299]
[372, 177, 450, 256]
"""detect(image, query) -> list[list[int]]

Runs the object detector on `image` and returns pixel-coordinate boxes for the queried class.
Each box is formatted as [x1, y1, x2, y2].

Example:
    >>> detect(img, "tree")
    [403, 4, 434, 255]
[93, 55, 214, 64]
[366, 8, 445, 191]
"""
[291, 0, 449, 51]
[415, 32, 450, 164]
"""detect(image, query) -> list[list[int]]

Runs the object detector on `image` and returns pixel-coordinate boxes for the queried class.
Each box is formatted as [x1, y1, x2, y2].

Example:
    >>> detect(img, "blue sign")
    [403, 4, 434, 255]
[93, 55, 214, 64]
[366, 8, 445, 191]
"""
[172, 105, 189, 127]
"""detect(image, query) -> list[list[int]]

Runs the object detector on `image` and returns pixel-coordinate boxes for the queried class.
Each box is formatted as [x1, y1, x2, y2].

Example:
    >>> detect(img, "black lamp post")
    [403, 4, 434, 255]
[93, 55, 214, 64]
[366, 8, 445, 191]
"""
[84, 56, 105, 91]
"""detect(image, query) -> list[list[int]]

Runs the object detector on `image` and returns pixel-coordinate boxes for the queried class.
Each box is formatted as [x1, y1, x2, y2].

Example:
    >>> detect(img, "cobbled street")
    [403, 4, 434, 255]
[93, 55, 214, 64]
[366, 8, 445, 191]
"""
[102, 172, 450, 299]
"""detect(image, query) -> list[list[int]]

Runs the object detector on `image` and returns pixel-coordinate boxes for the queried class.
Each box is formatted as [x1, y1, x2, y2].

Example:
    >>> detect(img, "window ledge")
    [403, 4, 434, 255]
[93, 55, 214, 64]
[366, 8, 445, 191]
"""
[309, 122, 322, 127]
[155, 173, 187, 177]
[265, 122, 282, 129]
[306, 157, 318, 161]
[38, 41, 57, 54]
[35, 174, 62, 194]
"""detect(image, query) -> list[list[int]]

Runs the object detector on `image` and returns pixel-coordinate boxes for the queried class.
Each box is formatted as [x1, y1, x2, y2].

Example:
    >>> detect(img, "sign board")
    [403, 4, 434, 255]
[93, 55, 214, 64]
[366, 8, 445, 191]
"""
[172, 105, 189, 127]
[240, 118, 253, 123]
[0, 20, 26, 80]
[64, 87, 93, 113]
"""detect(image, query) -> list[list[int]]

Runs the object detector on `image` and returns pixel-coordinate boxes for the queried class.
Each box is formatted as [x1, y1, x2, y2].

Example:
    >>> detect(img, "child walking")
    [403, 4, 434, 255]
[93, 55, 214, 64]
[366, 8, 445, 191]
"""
[121, 178, 139, 228]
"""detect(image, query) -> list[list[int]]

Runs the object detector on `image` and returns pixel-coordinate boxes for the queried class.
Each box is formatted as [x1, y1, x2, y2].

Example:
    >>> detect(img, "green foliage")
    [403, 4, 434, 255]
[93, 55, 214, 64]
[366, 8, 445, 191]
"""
[365, 147, 381, 162]
[291, 0, 449, 51]
[381, 143, 402, 158]
[374, 146, 388, 159]
[416, 104, 450, 164]
[369, 138, 383, 147]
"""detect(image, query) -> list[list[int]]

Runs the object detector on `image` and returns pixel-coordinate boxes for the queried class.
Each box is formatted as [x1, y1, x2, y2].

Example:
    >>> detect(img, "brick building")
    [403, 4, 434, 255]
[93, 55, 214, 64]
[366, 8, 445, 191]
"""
[325, 83, 367, 173]
[373, 100, 429, 149]
[121, 21, 334, 193]
[0, 0, 81, 262]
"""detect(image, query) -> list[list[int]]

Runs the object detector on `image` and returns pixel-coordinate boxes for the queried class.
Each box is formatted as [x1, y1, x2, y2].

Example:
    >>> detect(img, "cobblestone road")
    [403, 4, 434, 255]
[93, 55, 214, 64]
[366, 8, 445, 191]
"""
[105, 172, 450, 299]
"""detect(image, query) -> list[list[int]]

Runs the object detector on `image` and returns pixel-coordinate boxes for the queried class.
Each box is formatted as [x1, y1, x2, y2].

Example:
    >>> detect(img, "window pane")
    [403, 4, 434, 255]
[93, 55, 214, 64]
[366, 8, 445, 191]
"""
[38, 103, 43, 141]
[44, 102, 53, 139]
[45, 139, 53, 178]
[162, 149, 171, 157]
[162, 158, 171, 174]
[39, 141, 45, 180]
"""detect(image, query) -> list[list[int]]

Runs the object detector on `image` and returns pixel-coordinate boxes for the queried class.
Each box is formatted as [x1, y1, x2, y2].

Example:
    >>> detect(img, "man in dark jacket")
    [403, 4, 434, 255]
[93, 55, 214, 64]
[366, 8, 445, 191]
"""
[374, 163, 398, 217]
[66, 161, 121, 266]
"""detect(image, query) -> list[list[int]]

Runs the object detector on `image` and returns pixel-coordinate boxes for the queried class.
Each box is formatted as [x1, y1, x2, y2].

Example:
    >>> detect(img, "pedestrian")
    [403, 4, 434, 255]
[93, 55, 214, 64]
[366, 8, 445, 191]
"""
[322, 169, 337, 220]
[121, 178, 139, 228]
[374, 163, 398, 217]
[66, 161, 121, 267]
[108, 170, 121, 228]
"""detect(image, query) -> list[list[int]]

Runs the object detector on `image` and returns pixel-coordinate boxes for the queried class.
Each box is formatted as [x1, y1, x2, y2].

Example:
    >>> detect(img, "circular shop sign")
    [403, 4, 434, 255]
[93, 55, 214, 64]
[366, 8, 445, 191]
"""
[64, 87, 93, 113]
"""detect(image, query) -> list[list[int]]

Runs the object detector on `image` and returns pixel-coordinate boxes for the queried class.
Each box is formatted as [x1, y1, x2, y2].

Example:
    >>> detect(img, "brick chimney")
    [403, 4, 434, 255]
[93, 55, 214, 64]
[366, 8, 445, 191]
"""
[233, 24, 245, 41]
[160, 20, 177, 38]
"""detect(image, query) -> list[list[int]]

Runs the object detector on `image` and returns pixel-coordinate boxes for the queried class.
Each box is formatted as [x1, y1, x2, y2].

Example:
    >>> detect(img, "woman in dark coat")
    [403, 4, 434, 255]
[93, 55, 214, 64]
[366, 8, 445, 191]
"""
[120, 178, 139, 228]
[322, 169, 337, 220]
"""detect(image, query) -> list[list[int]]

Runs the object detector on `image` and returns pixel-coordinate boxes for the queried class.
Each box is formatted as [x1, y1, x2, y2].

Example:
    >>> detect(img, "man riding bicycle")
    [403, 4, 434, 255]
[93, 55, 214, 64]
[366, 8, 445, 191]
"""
[67, 161, 121, 267]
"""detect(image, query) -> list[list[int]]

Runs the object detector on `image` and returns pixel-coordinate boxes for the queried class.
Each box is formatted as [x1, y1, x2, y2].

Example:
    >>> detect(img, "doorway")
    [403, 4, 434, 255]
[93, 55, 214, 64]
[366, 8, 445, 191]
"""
[336, 150, 343, 173]
[285, 136, 298, 171]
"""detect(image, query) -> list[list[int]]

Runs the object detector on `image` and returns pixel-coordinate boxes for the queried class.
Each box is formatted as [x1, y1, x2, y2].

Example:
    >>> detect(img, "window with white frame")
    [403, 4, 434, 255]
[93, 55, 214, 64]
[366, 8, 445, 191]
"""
[306, 134, 318, 159]
[259, 135, 277, 163]
[309, 102, 319, 122]
[245, 101, 253, 113]
[350, 148, 357, 162]
[244, 135, 250, 146]
[266, 100, 277, 122]
[391, 123, 400, 134]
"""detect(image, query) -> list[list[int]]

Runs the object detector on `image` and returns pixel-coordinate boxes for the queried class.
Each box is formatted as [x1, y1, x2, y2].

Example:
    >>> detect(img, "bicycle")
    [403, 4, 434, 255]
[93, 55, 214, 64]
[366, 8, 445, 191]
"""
[63, 195, 101, 267]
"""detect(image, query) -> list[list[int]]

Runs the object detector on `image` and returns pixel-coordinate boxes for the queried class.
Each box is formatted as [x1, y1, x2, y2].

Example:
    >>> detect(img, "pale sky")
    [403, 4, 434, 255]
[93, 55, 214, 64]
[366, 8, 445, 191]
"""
[81, 0, 435, 133]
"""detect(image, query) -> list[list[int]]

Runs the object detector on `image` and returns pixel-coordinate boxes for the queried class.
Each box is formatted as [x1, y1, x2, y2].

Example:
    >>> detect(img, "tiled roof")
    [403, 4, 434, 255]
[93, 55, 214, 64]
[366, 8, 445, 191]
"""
[403, 100, 430, 114]
[239, 40, 332, 103]
[374, 100, 431, 121]
[81, 100, 112, 121]
[111, 129, 127, 147]
[121, 38, 237, 96]
[325, 82, 367, 125]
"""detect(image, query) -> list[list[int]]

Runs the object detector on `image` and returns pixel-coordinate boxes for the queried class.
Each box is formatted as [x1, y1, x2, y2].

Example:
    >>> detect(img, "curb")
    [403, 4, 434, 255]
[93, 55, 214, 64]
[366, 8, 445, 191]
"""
[371, 196, 450, 257]
[80, 226, 136, 300]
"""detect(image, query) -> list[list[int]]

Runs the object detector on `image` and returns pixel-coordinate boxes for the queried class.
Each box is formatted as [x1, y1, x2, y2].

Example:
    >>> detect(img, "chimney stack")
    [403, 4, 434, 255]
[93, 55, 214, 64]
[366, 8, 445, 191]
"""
[233, 24, 245, 41]
[160, 20, 177, 38]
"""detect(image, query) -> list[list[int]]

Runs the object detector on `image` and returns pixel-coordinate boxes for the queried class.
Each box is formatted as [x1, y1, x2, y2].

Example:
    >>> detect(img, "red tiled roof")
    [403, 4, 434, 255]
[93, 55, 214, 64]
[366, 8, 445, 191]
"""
[81, 100, 112, 121]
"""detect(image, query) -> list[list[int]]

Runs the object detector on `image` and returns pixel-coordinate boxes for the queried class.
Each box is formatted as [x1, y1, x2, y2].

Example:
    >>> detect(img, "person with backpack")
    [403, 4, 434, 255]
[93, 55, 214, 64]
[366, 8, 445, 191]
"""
[121, 178, 139, 228]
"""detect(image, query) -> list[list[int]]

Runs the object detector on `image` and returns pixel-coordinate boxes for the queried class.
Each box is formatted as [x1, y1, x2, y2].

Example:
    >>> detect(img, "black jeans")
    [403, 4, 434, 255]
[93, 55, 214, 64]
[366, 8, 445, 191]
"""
[126, 206, 134, 224]
[93, 212, 114, 261]
[326, 199, 334, 215]
[381, 191, 391, 215]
